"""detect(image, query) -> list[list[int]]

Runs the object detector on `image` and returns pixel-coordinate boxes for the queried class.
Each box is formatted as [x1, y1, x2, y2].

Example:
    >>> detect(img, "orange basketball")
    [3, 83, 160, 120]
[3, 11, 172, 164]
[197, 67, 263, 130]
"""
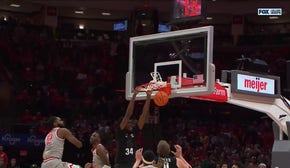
[153, 91, 169, 107]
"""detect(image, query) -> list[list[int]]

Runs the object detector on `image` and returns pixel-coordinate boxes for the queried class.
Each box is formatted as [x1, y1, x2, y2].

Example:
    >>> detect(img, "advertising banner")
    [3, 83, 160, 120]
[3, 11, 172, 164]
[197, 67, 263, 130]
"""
[188, 82, 228, 102]
[0, 133, 45, 147]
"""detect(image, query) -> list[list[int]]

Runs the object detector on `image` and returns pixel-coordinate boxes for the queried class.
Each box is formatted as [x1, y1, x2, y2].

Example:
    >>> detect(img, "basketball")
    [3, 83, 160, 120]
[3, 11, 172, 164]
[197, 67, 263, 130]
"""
[153, 91, 169, 107]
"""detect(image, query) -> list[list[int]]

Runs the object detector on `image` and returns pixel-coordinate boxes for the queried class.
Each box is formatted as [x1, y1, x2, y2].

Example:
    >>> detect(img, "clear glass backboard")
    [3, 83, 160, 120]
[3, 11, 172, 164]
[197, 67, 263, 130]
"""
[126, 26, 215, 100]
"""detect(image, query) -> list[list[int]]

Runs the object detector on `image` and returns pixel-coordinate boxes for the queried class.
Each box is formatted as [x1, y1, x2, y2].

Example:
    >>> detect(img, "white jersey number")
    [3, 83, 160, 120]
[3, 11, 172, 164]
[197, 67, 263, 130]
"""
[45, 132, 53, 145]
[164, 162, 169, 168]
[125, 147, 134, 155]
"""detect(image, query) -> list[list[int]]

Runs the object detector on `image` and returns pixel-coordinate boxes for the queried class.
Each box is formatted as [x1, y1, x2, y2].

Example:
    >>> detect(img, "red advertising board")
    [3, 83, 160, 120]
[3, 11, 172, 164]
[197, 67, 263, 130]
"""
[188, 82, 228, 102]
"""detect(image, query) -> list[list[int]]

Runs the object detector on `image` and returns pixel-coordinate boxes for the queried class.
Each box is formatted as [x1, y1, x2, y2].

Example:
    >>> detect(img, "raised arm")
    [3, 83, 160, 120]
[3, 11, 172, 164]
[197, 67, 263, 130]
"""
[132, 148, 143, 168]
[60, 128, 83, 148]
[137, 89, 153, 129]
[120, 87, 141, 130]
[172, 145, 192, 168]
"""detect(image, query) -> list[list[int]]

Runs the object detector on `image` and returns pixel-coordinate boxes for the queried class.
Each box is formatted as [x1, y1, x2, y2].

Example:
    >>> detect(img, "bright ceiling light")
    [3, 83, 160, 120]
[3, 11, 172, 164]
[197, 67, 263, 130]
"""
[269, 16, 279, 19]
[101, 12, 111, 16]
[10, 4, 21, 7]
[75, 10, 84, 14]
[79, 24, 85, 29]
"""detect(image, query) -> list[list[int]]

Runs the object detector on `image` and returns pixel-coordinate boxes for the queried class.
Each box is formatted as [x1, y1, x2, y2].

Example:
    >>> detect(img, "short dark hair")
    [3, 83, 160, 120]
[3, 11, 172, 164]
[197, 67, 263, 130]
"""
[46, 116, 58, 130]
[142, 150, 156, 165]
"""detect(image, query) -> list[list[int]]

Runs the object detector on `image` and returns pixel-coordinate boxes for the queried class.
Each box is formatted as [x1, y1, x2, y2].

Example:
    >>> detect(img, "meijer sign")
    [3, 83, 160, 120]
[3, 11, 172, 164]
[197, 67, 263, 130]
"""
[237, 74, 275, 95]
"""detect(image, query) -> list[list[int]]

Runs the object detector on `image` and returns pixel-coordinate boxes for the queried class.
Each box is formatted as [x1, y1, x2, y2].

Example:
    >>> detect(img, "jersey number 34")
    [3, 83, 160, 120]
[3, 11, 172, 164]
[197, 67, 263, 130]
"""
[125, 148, 134, 155]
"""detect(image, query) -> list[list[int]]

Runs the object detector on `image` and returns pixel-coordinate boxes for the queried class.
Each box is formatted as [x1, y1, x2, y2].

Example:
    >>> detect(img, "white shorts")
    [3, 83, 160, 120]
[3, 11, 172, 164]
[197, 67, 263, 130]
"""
[41, 158, 81, 168]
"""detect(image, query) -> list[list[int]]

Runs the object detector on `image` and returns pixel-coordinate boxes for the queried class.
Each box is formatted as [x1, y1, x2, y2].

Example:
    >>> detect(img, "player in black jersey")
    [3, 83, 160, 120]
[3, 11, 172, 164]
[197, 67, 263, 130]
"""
[156, 140, 191, 168]
[114, 86, 152, 168]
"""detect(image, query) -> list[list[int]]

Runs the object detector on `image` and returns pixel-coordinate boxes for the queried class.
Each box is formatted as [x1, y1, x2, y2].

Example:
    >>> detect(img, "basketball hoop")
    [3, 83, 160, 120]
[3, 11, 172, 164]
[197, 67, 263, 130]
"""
[139, 72, 171, 95]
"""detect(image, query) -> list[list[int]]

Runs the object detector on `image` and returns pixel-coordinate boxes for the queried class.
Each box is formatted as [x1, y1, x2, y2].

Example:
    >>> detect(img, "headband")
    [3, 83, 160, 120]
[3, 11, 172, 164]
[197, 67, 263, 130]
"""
[142, 156, 154, 165]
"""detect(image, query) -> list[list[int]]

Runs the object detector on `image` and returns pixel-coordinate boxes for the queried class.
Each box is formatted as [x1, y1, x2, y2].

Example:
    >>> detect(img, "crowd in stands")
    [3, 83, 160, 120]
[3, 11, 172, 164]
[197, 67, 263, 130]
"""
[0, 18, 289, 168]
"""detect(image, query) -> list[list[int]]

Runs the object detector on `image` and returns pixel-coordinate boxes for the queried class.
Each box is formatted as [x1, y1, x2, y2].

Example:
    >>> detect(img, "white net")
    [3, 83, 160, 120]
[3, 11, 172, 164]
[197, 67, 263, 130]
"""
[150, 72, 163, 82]
[140, 72, 167, 91]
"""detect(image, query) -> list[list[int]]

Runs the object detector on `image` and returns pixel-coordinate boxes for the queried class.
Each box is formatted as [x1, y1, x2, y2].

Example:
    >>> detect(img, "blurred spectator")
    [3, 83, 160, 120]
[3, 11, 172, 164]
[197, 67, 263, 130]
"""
[0, 146, 8, 168]
[231, 163, 240, 168]
[221, 163, 228, 168]
[21, 109, 33, 124]
[7, 158, 20, 168]
[32, 112, 45, 122]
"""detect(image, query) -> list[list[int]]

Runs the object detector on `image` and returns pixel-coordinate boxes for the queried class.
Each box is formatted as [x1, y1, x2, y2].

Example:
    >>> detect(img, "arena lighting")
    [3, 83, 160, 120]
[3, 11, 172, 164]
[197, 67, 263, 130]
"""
[75, 10, 84, 14]
[79, 24, 85, 29]
[269, 16, 279, 19]
[10, 3, 20, 7]
[101, 12, 111, 16]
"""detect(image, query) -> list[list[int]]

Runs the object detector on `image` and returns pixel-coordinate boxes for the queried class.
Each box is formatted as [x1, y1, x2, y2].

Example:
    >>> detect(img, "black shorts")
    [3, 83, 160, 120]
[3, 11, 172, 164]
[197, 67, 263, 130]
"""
[113, 163, 133, 168]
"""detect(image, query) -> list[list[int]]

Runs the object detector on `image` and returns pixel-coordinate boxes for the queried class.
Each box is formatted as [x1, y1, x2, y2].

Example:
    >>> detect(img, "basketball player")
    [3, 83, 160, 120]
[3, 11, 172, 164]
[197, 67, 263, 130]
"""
[132, 148, 158, 168]
[156, 140, 191, 168]
[114, 86, 152, 168]
[142, 105, 162, 151]
[84, 131, 111, 168]
[41, 116, 83, 168]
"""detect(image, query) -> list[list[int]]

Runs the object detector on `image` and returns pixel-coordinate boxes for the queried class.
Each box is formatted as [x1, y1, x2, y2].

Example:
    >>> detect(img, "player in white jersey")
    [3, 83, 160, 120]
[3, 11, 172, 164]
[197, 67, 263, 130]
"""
[84, 131, 111, 168]
[41, 116, 83, 168]
[132, 148, 160, 168]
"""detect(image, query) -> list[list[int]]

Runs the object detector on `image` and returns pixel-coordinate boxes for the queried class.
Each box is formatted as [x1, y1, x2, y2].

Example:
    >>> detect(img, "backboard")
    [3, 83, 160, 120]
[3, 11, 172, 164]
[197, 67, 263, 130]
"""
[126, 26, 215, 100]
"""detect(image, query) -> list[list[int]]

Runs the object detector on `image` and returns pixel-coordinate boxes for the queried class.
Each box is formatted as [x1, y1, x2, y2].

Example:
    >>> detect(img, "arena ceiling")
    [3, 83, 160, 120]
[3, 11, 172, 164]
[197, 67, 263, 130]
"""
[0, 0, 289, 24]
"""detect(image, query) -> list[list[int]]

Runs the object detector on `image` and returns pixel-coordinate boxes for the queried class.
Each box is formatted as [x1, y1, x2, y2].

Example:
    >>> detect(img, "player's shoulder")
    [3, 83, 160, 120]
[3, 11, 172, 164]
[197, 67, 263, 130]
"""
[56, 127, 66, 132]
[96, 143, 105, 150]
[56, 127, 71, 137]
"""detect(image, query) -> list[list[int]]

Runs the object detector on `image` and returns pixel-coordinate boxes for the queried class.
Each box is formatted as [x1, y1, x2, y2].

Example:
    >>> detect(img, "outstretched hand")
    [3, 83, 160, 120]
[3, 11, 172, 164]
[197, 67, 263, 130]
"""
[134, 85, 153, 97]
[146, 89, 153, 97]
[135, 148, 143, 162]
[134, 86, 143, 94]
[171, 144, 183, 158]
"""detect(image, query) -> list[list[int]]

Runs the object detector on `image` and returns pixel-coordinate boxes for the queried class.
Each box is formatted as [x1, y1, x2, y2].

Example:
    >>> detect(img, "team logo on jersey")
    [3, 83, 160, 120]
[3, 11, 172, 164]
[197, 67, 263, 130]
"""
[125, 133, 135, 138]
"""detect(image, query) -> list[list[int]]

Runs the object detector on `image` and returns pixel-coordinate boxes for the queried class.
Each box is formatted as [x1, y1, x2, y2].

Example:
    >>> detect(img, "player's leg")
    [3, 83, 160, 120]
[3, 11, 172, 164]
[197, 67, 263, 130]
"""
[41, 159, 62, 168]
[56, 161, 82, 168]
[84, 162, 92, 168]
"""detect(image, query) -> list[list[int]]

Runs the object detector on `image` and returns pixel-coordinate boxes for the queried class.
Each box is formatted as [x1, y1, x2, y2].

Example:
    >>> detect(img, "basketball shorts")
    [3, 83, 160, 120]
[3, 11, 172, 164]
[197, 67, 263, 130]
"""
[41, 158, 81, 168]
[113, 163, 133, 168]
